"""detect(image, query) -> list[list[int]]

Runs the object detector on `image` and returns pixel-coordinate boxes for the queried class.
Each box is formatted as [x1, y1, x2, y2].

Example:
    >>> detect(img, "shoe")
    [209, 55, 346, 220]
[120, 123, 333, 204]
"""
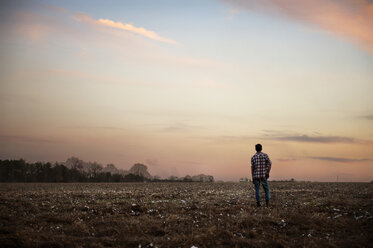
[257, 202, 261, 207]
[266, 200, 269, 207]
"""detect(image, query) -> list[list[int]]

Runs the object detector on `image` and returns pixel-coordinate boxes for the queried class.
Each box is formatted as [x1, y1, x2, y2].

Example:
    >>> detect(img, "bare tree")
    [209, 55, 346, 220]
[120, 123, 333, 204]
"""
[88, 162, 103, 178]
[65, 157, 84, 171]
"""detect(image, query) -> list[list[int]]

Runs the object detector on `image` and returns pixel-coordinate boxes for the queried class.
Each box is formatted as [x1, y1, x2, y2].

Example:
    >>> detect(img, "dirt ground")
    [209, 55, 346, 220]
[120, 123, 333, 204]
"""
[0, 182, 372, 248]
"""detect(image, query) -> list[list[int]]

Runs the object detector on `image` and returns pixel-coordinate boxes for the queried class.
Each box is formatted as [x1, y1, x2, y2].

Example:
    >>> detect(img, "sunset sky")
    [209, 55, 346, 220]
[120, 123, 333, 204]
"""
[1, 0, 372, 181]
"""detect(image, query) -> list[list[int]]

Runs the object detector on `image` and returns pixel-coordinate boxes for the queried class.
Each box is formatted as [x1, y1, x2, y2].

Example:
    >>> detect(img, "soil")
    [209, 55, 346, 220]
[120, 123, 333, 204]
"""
[0, 182, 372, 247]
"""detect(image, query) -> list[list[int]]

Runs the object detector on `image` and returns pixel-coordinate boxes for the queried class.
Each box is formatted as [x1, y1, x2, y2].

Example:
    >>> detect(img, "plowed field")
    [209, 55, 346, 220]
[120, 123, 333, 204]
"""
[0, 182, 372, 247]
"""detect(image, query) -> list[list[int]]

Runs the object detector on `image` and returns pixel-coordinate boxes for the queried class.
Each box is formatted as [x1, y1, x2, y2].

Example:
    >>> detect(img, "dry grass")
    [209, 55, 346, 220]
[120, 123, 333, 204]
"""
[0, 182, 372, 247]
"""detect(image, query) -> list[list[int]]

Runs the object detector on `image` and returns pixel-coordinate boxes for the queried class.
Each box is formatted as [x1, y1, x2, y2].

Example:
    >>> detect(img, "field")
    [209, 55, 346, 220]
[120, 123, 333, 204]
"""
[0, 182, 372, 248]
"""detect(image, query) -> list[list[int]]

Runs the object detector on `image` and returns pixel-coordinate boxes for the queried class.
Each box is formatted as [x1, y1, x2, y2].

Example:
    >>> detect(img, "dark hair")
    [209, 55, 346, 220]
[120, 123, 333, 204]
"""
[255, 144, 262, 152]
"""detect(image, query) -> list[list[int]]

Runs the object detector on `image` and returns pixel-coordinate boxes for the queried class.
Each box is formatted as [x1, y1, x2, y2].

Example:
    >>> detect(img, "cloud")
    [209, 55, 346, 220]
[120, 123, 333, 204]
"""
[261, 130, 355, 143]
[272, 135, 355, 143]
[13, 6, 213, 71]
[360, 114, 373, 120]
[74, 12, 177, 44]
[44, 4, 70, 14]
[262, 130, 373, 145]
[195, 135, 252, 143]
[160, 122, 204, 133]
[222, 0, 373, 54]
[198, 131, 361, 145]
[68, 126, 127, 131]
[310, 156, 372, 163]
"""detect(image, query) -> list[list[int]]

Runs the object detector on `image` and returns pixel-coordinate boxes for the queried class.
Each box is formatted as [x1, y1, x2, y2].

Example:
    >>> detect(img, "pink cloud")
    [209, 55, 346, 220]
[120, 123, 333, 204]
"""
[74, 12, 177, 45]
[222, 0, 373, 54]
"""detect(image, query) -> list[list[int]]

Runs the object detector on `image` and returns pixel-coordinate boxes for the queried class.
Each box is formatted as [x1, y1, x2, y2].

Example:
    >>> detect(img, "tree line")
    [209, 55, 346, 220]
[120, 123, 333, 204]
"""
[0, 159, 147, 182]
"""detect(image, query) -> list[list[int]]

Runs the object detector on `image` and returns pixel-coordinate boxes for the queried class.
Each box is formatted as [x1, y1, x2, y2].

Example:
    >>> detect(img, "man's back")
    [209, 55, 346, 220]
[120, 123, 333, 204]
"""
[251, 152, 271, 179]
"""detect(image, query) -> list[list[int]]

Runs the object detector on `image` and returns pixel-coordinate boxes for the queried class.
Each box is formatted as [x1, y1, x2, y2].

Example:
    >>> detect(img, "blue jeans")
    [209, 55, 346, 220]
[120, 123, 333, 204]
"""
[253, 178, 270, 203]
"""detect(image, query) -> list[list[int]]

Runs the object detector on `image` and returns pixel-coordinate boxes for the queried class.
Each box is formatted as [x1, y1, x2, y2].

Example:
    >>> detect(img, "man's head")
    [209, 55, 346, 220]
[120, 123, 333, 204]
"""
[255, 144, 262, 152]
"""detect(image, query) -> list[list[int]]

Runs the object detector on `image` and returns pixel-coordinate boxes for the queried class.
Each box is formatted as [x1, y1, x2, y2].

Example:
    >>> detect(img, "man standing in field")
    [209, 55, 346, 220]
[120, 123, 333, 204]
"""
[251, 144, 272, 207]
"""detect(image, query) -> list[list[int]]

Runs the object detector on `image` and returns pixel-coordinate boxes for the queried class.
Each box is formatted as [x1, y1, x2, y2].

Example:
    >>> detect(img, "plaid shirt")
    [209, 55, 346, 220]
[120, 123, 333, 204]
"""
[251, 152, 272, 179]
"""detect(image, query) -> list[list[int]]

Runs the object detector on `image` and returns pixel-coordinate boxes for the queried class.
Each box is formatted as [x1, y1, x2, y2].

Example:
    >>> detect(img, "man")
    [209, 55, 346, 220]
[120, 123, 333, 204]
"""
[251, 144, 272, 207]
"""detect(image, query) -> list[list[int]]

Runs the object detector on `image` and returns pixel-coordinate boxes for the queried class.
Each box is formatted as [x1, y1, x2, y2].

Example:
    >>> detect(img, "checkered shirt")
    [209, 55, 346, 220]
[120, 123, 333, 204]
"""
[251, 152, 272, 179]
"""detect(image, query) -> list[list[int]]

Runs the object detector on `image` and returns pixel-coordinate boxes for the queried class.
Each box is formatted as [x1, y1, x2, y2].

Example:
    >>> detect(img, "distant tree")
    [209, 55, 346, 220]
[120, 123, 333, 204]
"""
[88, 162, 103, 180]
[11, 159, 26, 182]
[168, 176, 179, 181]
[53, 163, 69, 182]
[65, 157, 84, 171]
[0, 158, 214, 183]
[106, 163, 116, 169]
[124, 173, 146, 182]
[129, 163, 151, 179]
[111, 173, 123, 182]
[153, 175, 161, 180]
[183, 175, 192, 182]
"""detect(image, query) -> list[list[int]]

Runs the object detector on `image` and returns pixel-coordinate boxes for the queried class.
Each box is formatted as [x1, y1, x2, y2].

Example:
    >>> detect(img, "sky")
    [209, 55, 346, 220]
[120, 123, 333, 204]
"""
[0, 0, 372, 181]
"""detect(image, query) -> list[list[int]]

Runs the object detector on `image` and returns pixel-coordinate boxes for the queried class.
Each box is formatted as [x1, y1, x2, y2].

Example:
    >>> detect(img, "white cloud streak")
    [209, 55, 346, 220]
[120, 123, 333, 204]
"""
[74, 12, 177, 45]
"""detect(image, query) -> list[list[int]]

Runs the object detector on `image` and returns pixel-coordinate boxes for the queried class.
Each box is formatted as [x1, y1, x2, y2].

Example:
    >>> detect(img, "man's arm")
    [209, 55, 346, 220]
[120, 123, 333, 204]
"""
[266, 155, 272, 178]
[251, 156, 255, 180]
